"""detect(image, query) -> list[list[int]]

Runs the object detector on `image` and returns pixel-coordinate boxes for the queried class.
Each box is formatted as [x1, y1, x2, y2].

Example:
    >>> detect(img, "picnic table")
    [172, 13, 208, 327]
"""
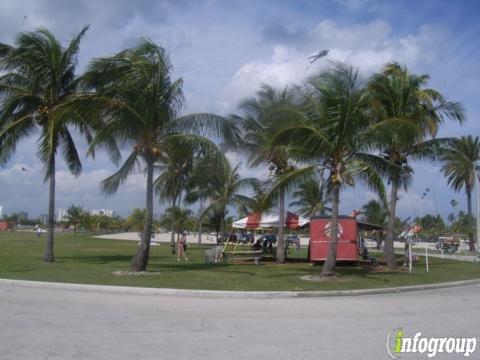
[221, 249, 263, 265]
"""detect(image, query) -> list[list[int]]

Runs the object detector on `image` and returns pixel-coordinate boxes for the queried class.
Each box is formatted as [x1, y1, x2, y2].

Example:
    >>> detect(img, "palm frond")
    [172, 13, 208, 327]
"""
[101, 151, 140, 196]
[59, 129, 82, 176]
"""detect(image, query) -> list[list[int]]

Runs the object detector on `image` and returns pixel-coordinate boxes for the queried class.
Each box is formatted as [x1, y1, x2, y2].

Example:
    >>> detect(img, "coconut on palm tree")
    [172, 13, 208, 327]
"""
[366, 62, 465, 268]
[0, 26, 91, 262]
[81, 39, 236, 271]
[441, 135, 480, 251]
[270, 62, 388, 276]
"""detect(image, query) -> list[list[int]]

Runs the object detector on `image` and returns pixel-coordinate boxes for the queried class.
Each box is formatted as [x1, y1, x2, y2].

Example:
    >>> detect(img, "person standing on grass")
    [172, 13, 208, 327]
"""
[177, 231, 188, 261]
[35, 226, 42, 238]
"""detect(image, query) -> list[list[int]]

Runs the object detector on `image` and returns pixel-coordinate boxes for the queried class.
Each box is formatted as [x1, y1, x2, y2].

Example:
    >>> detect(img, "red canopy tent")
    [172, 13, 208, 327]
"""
[232, 211, 309, 229]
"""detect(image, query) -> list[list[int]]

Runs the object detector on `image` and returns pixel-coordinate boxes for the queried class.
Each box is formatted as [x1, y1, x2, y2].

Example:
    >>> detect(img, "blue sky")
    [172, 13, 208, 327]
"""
[0, 0, 478, 219]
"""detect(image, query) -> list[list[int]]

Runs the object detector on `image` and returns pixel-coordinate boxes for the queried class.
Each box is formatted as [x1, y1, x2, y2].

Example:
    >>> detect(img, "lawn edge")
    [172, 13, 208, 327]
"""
[1, 277, 480, 298]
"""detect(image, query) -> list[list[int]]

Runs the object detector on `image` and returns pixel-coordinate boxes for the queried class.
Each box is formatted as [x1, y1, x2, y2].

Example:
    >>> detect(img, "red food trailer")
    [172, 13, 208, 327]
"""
[309, 216, 383, 263]
[0, 221, 12, 231]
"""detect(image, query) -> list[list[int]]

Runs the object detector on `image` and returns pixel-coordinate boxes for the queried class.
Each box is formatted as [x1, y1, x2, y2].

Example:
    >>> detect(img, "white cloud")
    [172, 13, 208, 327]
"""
[220, 45, 312, 111]
[311, 19, 392, 51]
[0, 163, 148, 217]
[225, 151, 267, 181]
[0, 1, 476, 220]
[221, 20, 450, 112]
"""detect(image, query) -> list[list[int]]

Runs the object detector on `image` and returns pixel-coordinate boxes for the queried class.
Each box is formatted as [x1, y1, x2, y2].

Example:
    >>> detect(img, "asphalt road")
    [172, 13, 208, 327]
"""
[1, 283, 480, 360]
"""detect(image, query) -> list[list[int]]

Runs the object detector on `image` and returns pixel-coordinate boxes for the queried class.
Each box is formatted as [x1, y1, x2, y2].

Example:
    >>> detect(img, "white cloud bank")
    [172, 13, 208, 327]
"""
[0, 163, 147, 217]
[220, 20, 449, 111]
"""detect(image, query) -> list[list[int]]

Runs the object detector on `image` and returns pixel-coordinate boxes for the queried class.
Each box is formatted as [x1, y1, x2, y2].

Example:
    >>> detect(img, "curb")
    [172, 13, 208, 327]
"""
[1, 278, 480, 299]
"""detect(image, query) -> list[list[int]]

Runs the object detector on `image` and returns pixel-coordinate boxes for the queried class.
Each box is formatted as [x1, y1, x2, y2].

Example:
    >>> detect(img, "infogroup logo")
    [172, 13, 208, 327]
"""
[385, 328, 477, 358]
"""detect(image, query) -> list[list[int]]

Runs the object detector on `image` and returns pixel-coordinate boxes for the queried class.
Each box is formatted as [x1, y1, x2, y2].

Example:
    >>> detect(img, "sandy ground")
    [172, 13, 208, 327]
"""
[95, 232, 457, 251]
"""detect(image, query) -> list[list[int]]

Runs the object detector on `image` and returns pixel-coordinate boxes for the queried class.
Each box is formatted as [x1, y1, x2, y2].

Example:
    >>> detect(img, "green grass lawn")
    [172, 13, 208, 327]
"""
[0, 231, 479, 291]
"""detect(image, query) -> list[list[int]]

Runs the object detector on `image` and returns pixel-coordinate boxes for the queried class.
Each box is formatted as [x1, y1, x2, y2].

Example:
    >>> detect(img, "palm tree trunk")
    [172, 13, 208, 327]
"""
[376, 231, 382, 250]
[321, 183, 340, 276]
[198, 223, 202, 244]
[198, 199, 203, 244]
[384, 179, 398, 269]
[220, 214, 225, 242]
[131, 157, 154, 271]
[43, 153, 56, 262]
[276, 187, 286, 263]
[170, 195, 177, 254]
[466, 188, 475, 252]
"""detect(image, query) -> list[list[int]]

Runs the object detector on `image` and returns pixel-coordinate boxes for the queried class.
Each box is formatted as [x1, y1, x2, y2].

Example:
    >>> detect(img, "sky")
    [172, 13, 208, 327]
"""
[0, 0, 479, 219]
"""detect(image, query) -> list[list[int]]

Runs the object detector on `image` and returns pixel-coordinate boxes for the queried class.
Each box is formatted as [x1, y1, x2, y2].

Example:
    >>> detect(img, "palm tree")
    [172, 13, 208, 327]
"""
[236, 181, 277, 217]
[66, 204, 84, 233]
[235, 85, 296, 263]
[186, 157, 259, 241]
[361, 199, 387, 249]
[367, 63, 465, 268]
[159, 207, 194, 239]
[125, 208, 146, 232]
[270, 62, 387, 276]
[290, 177, 331, 217]
[362, 200, 387, 225]
[0, 26, 91, 262]
[81, 39, 235, 271]
[154, 139, 195, 252]
[441, 135, 480, 251]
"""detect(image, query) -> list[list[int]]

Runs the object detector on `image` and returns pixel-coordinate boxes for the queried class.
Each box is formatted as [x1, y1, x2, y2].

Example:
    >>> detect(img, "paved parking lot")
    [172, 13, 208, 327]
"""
[1, 282, 480, 359]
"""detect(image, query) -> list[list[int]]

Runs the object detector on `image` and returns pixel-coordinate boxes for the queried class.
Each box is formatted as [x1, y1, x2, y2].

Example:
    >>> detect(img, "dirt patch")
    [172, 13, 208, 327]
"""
[368, 266, 408, 273]
[300, 275, 345, 282]
[112, 270, 161, 276]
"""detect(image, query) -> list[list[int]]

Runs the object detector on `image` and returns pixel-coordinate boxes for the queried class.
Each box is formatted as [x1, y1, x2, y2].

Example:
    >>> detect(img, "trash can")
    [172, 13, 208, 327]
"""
[205, 248, 216, 264]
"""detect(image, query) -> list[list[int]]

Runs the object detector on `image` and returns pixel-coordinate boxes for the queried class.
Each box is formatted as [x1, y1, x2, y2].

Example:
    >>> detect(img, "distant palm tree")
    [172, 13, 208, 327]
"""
[0, 26, 91, 262]
[159, 207, 194, 239]
[271, 62, 387, 276]
[361, 199, 387, 249]
[236, 181, 277, 217]
[154, 140, 195, 251]
[362, 200, 387, 226]
[366, 62, 464, 268]
[441, 135, 480, 251]
[236, 85, 296, 263]
[81, 39, 235, 271]
[125, 208, 146, 232]
[186, 158, 259, 241]
[66, 204, 85, 233]
[290, 178, 332, 218]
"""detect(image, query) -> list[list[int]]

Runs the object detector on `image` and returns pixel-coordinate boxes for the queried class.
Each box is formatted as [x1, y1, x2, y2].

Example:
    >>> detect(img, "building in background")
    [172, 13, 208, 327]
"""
[56, 208, 68, 222]
[39, 214, 48, 225]
[0, 206, 3, 219]
[18, 211, 28, 222]
[90, 209, 115, 217]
